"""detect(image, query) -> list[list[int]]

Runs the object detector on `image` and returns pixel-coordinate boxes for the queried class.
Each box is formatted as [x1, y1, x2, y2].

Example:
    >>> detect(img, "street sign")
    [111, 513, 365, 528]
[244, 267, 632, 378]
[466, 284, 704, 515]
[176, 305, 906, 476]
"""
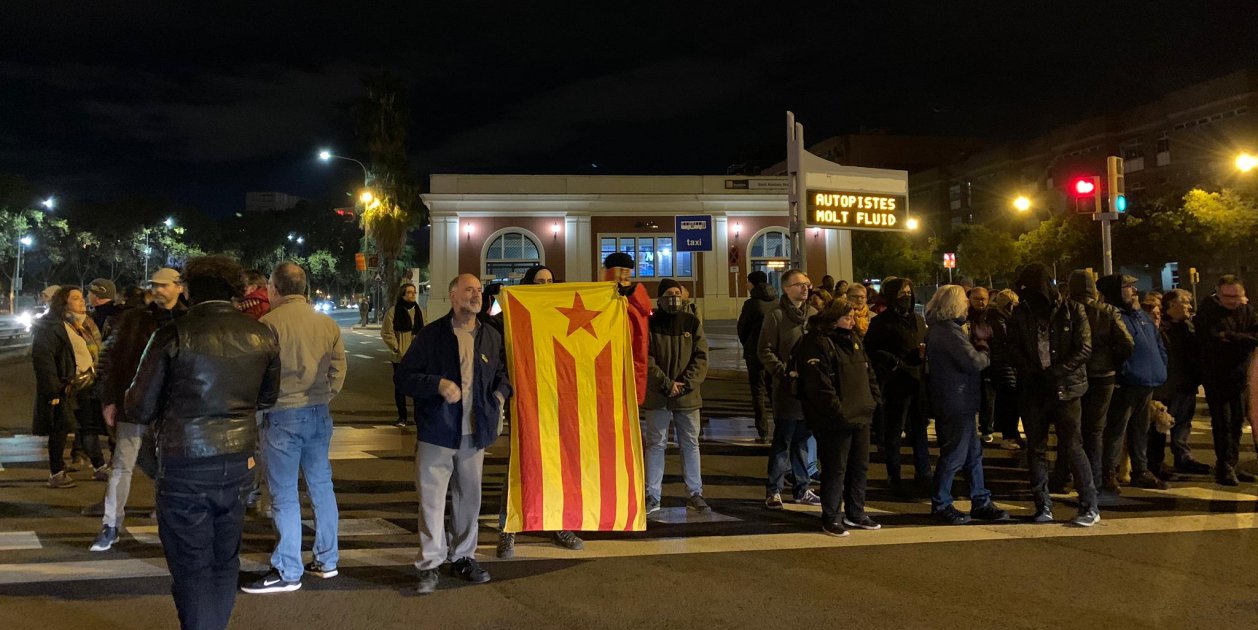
[675, 215, 713, 252]
[354, 253, 367, 272]
[806, 189, 909, 231]
[943, 252, 957, 269]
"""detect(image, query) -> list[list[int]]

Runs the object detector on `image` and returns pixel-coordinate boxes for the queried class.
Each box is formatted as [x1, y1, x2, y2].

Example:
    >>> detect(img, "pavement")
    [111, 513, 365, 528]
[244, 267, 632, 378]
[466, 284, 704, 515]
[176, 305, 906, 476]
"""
[2, 312, 1258, 629]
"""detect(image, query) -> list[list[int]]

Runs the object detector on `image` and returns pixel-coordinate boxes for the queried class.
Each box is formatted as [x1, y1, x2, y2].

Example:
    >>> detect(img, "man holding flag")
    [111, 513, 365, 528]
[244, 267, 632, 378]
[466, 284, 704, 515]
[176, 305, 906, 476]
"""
[397, 274, 511, 595]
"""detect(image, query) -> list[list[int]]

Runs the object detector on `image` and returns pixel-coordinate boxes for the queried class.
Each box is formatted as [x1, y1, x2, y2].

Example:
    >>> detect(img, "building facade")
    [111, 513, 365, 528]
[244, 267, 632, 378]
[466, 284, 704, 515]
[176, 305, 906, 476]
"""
[245, 191, 307, 214]
[421, 174, 857, 319]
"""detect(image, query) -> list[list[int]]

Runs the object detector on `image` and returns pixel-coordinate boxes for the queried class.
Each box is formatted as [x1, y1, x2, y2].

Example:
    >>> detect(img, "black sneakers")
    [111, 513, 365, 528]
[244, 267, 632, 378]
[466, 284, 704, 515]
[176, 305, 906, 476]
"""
[448, 558, 490, 584]
[970, 503, 1011, 522]
[240, 569, 302, 594]
[842, 515, 882, 531]
[645, 496, 661, 515]
[1030, 506, 1055, 524]
[304, 561, 338, 579]
[686, 494, 711, 512]
[416, 569, 439, 595]
[497, 532, 515, 559]
[821, 521, 850, 537]
[551, 530, 584, 551]
[933, 505, 972, 526]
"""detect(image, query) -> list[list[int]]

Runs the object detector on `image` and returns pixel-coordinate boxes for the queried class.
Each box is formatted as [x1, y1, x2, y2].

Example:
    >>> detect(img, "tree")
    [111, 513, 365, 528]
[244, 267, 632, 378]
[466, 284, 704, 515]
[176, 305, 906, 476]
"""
[1179, 188, 1258, 271]
[354, 71, 424, 304]
[852, 231, 937, 287]
[956, 224, 1020, 287]
[1016, 214, 1090, 281]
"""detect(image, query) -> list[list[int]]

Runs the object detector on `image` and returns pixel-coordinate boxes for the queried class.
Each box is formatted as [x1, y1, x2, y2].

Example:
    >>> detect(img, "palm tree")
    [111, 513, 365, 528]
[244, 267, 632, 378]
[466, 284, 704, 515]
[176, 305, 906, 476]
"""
[353, 71, 426, 304]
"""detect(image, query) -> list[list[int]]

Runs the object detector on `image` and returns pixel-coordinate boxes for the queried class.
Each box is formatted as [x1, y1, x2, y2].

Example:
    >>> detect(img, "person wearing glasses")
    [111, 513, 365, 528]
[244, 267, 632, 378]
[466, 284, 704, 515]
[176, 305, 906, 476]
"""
[1150, 289, 1209, 478]
[844, 284, 872, 337]
[759, 269, 821, 509]
[1193, 275, 1258, 486]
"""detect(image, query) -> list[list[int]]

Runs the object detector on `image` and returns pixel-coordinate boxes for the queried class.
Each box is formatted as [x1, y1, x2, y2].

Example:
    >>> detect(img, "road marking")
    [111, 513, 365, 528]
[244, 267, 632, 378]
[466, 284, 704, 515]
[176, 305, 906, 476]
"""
[4, 512, 1258, 585]
[300, 518, 410, 536]
[0, 531, 40, 551]
[126, 526, 161, 545]
[352, 354, 373, 360]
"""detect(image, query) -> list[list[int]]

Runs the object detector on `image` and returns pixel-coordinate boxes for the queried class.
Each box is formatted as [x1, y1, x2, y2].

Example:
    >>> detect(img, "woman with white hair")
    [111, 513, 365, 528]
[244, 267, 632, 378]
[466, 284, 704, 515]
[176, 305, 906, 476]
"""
[925, 285, 1010, 525]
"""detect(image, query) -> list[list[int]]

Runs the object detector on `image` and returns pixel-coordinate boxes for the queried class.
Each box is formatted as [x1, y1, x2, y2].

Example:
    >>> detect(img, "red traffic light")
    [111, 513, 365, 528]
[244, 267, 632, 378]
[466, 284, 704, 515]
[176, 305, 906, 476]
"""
[1073, 178, 1096, 195]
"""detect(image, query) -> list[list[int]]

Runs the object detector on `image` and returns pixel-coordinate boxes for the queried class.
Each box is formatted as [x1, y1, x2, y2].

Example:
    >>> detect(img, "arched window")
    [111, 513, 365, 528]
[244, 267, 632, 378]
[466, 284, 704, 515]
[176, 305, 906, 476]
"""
[749, 228, 791, 292]
[484, 230, 542, 285]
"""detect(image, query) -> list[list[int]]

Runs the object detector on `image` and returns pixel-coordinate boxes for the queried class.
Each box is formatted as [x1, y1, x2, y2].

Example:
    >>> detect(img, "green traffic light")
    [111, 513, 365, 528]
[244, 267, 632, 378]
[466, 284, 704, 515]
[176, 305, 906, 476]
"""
[1115, 195, 1128, 213]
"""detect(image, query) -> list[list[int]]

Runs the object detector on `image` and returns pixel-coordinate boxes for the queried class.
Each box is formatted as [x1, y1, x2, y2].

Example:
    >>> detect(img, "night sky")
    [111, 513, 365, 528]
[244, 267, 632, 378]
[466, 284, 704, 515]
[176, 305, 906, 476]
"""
[2, 2, 1255, 216]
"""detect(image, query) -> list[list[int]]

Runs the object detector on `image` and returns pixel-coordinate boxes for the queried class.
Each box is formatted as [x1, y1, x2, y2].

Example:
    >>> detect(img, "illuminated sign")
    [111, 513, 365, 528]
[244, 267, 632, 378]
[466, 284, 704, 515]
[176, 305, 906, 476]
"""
[805, 189, 909, 232]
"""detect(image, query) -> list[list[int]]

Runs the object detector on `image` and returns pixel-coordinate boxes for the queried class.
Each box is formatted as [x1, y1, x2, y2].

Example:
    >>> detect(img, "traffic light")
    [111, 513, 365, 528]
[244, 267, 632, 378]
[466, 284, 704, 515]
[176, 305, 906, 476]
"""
[1071, 176, 1101, 214]
[1107, 156, 1126, 213]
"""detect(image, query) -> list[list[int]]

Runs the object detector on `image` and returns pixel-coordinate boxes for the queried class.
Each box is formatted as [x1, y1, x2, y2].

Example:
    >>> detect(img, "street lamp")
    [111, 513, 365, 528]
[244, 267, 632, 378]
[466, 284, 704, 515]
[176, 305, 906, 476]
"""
[317, 149, 371, 181]
[9, 235, 33, 314]
[41, 197, 55, 210]
[1238, 152, 1257, 173]
[1013, 195, 1032, 212]
[905, 217, 920, 231]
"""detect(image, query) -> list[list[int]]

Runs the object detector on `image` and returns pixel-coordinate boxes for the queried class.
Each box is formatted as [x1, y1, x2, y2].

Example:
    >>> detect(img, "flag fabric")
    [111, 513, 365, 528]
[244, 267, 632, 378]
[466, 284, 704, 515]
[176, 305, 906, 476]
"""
[501, 281, 646, 533]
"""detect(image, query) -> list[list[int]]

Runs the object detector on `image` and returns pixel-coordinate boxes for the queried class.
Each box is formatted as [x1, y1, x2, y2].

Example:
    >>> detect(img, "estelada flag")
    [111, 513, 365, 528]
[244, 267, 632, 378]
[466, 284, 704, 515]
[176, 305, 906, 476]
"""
[501, 281, 646, 533]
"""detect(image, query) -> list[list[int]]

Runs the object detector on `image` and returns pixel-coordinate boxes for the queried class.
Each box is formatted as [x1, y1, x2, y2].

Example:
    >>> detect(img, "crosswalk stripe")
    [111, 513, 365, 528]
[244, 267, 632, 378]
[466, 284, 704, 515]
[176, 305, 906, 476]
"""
[0, 531, 41, 551]
[3, 512, 1257, 586]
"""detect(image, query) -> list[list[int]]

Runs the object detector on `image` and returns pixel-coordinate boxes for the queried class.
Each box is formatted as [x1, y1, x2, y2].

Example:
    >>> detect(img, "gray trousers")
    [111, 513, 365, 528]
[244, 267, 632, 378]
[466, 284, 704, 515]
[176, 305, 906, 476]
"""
[102, 422, 151, 528]
[414, 435, 485, 571]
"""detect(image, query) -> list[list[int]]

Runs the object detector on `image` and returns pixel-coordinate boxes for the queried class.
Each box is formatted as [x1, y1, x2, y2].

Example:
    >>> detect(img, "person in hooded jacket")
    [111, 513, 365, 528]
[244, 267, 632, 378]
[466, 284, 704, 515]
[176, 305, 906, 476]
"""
[1193, 275, 1258, 486]
[382, 283, 424, 428]
[759, 269, 821, 508]
[1097, 274, 1168, 492]
[796, 298, 881, 537]
[988, 289, 1023, 450]
[643, 278, 710, 514]
[737, 270, 778, 444]
[1151, 289, 1210, 478]
[1051, 270, 1133, 495]
[925, 286, 1011, 525]
[1008, 263, 1100, 526]
[865, 277, 931, 492]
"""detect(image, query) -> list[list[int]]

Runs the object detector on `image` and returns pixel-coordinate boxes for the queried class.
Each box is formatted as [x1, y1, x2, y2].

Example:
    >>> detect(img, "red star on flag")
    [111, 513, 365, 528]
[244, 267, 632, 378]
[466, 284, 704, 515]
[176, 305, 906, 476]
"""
[555, 293, 603, 337]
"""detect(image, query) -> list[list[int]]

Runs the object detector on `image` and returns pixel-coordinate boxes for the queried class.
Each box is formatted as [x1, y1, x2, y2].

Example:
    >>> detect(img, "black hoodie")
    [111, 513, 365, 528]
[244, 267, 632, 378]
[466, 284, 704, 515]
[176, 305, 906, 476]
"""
[1069, 270, 1133, 378]
[737, 282, 778, 361]
[1009, 264, 1092, 400]
[865, 278, 927, 384]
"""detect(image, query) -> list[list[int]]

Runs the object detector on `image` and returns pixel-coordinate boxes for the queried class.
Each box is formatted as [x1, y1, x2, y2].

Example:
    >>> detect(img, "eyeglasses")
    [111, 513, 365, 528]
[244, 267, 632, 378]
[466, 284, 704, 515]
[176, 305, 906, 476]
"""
[785, 282, 812, 290]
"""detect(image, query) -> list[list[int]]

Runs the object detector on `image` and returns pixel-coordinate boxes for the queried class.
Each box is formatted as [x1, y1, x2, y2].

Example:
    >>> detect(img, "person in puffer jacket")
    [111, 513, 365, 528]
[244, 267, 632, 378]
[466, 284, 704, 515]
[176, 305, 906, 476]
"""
[1052, 270, 1133, 495]
[1008, 263, 1098, 527]
[642, 278, 710, 515]
[1097, 274, 1168, 492]
[795, 298, 881, 537]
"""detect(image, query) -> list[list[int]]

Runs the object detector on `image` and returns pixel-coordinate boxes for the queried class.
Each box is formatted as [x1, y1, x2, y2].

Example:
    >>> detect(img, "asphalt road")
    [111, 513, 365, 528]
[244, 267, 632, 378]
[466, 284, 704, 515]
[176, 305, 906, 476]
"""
[2, 312, 1258, 629]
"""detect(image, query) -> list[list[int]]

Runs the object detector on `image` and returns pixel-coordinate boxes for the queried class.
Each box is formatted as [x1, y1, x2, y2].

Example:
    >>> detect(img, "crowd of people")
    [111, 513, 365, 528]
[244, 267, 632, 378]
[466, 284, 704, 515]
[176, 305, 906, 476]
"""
[23, 251, 1258, 629]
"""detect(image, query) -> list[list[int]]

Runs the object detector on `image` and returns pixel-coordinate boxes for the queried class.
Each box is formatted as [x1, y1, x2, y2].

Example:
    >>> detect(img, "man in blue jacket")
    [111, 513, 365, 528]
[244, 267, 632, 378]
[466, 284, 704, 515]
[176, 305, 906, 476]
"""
[396, 273, 512, 594]
[1098, 274, 1168, 492]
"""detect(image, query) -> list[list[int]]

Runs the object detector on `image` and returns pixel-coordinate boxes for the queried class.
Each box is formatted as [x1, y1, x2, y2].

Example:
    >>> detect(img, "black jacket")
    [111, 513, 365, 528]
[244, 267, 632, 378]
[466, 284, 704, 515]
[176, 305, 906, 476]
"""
[737, 283, 778, 362]
[1009, 265, 1092, 401]
[1069, 271, 1133, 378]
[865, 278, 927, 386]
[1156, 319, 1200, 401]
[984, 306, 1017, 388]
[1194, 296, 1258, 392]
[97, 301, 187, 413]
[30, 316, 76, 436]
[90, 301, 127, 340]
[125, 302, 280, 461]
[796, 327, 880, 432]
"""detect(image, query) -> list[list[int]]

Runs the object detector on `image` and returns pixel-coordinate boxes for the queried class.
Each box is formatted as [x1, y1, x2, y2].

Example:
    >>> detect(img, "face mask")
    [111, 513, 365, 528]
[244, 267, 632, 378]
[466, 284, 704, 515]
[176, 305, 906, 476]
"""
[658, 295, 683, 314]
[895, 295, 913, 312]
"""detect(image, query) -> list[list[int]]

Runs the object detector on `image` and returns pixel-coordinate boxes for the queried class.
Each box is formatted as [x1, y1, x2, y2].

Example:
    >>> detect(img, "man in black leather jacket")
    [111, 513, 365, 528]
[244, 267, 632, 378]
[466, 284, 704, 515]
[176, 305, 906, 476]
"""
[126, 255, 280, 630]
[1008, 263, 1099, 527]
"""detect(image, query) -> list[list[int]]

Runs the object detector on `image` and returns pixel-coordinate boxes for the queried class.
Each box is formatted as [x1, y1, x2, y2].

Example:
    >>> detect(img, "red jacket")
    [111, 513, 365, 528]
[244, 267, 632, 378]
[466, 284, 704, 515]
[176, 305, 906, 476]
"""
[603, 273, 651, 405]
[236, 288, 271, 320]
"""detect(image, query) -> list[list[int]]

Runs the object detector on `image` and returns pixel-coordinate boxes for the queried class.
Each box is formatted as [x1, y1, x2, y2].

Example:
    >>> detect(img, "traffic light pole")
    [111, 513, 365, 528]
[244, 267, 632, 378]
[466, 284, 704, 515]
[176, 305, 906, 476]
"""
[1100, 216, 1114, 276]
[786, 111, 807, 272]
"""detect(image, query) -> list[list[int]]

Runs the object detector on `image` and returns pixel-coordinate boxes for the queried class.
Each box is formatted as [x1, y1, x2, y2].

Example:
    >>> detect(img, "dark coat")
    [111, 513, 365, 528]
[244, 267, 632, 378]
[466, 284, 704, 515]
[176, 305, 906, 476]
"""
[644, 309, 708, 411]
[865, 279, 927, 386]
[1193, 296, 1258, 393]
[796, 327, 880, 432]
[126, 302, 280, 461]
[1009, 265, 1092, 401]
[96, 301, 187, 413]
[395, 314, 513, 450]
[30, 316, 76, 436]
[90, 301, 127, 340]
[737, 283, 778, 363]
[1156, 319, 1200, 402]
[984, 306, 1018, 388]
[926, 318, 991, 417]
[1069, 270, 1133, 378]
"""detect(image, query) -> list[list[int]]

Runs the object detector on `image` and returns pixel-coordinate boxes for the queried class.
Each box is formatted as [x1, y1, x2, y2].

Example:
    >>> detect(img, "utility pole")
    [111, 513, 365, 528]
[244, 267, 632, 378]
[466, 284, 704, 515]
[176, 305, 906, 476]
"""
[786, 112, 807, 272]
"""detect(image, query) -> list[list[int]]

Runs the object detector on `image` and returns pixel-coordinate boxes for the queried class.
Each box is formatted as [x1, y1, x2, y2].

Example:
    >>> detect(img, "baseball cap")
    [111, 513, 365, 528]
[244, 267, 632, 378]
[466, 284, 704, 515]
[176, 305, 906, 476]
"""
[88, 278, 117, 300]
[149, 268, 182, 286]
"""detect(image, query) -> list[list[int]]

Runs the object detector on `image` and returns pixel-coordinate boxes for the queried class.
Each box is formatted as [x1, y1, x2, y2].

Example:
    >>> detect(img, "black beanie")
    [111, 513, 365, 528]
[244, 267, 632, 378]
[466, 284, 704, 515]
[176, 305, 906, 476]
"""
[657, 278, 681, 297]
[603, 252, 634, 270]
[747, 270, 768, 285]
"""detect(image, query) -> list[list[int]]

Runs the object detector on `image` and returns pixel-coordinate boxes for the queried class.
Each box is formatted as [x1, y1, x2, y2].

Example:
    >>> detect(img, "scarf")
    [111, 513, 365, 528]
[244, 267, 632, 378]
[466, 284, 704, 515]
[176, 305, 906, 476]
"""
[67, 313, 102, 364]
[393, 299, 416, 333]
[852, 304, 871, 336]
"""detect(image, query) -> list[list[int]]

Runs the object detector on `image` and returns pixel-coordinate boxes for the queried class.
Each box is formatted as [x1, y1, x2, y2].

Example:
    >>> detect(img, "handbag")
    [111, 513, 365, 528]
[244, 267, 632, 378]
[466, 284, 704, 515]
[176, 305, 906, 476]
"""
[69, 368, 96, 394]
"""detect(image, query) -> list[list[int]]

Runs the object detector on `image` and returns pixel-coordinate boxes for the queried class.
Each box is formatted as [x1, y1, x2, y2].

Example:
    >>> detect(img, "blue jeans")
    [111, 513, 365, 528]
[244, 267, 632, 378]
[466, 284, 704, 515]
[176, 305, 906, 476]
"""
[766, 416, 812, 499]
[264, 405, 339, 581]
[157, 454, 251, 630]
[644, 408, 703, 500]
[932, 412, 992, 510]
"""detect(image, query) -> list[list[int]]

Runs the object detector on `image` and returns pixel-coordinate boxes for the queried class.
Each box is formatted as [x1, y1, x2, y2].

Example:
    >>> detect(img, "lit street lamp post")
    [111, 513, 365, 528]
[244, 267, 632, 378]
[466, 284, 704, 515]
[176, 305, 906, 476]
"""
[9, 235, 33, 314]
[318, 149, 380, 321]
